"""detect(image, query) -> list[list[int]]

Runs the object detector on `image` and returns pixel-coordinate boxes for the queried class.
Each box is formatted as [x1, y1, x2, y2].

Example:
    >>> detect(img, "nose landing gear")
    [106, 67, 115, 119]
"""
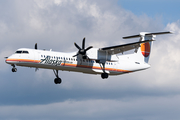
[11, 64, 17, 72]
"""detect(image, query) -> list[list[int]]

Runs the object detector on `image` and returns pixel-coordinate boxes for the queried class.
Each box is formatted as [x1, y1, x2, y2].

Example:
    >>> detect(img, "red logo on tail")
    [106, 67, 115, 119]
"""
[141, 42, 150, 57]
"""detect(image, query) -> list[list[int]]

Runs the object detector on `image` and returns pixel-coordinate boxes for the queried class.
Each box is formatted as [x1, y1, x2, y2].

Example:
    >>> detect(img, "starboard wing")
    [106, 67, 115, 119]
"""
[99, 40, 154, 55]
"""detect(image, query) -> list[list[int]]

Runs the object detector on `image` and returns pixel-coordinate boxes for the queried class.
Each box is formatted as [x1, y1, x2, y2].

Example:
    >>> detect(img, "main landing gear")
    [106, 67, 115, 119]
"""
[101, 73, 108, 79]
[53, 70, 62, 84]
[98, 62, 109, 79]
[11, 64, 17, 72]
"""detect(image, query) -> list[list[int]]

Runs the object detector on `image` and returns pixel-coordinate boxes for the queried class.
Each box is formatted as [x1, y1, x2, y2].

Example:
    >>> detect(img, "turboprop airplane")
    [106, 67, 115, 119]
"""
[5, 31, 171, 84]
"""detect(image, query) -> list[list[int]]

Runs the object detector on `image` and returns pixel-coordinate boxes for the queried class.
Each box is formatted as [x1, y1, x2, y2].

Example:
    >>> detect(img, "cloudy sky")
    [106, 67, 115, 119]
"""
[0, 0, 180, 120]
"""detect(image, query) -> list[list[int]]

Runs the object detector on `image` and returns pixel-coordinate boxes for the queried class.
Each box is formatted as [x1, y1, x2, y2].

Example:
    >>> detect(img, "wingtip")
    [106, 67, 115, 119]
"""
[169, 31, 174, 34]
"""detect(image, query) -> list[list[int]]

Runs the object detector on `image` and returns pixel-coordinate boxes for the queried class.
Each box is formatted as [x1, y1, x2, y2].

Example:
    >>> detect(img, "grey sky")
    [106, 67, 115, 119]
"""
[0, 0, 180, 120]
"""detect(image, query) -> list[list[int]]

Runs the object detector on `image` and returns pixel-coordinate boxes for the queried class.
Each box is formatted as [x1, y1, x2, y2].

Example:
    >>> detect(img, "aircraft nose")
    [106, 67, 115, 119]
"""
[5, 57, 9, 63]
[5, 57, 14, 64]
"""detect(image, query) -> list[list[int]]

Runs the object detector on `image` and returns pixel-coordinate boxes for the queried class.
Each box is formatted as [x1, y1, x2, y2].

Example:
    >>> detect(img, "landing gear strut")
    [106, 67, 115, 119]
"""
[53, 70, 62, 84]
[11, 64, 17, 72]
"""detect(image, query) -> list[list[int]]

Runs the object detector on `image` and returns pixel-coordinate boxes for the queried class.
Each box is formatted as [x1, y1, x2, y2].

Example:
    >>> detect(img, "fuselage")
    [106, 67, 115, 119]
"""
[5, 48, 150, 76]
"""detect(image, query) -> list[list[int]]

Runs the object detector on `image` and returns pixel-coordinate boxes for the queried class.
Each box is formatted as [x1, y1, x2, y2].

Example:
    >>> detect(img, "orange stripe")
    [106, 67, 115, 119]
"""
[6, 59, 40, 63]
[6, 59, 131, 73]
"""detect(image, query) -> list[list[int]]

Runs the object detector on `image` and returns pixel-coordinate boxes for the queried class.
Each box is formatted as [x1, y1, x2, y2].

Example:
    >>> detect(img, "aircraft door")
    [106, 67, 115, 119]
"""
[33, 51, 40, 62]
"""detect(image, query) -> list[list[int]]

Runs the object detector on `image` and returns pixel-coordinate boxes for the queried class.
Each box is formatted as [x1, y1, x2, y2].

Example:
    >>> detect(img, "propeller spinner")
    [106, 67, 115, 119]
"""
[73, 38, 93, 59]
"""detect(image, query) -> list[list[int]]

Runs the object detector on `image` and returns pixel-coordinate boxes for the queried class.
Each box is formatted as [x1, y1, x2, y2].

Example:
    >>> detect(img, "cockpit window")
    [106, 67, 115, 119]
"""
[15, 51, 22, 53]
[22, 51, 29, 53]
[15, 50, 29, 54]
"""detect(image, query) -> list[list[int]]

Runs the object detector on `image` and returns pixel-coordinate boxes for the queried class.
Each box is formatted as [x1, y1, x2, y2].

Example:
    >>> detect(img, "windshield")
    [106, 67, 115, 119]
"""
[15, 50, 29, 54]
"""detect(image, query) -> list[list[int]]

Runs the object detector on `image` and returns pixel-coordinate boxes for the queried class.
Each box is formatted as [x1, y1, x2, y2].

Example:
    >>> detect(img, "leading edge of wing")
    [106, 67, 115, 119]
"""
[99, 40, 154, 53]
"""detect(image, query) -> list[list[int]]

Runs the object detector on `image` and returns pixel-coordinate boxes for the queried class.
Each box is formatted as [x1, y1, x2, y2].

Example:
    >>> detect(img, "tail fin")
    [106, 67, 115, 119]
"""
[123, 31, 172, 63]
[136, 32, 154, 63]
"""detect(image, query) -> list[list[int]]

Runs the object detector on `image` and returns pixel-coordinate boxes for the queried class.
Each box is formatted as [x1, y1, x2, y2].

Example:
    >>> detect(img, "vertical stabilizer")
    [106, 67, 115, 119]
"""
[135, 32, 155, 63]
[123, 31, 172, 63]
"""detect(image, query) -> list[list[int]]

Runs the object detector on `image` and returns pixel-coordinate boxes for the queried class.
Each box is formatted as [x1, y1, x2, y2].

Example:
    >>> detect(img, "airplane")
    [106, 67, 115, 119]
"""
[5, 31, 171, 84]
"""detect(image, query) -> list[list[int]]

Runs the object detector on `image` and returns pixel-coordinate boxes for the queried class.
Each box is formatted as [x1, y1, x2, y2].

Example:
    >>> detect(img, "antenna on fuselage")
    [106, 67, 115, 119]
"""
[35, 43, 37, 50]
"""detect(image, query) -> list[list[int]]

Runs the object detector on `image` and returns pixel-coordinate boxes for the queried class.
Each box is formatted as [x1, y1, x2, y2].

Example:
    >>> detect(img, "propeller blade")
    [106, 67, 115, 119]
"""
[85, 46, 93, 51]
[74, 37, 91, 58]
[74, 42, 81, 50]
[73, 53, 79, 57]
[35, 43, 37, 49]
[82, 37, 85, 49]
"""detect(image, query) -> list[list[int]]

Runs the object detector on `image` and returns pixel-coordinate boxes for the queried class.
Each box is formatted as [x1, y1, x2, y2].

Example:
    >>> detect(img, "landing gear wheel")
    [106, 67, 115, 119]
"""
[12, 68, 17, 72]
[101, 73, 108, 79]
[54, 78, 62, 84]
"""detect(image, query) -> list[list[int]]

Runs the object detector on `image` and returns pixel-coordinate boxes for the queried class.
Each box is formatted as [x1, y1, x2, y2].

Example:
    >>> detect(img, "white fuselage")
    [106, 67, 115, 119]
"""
[5, 48, 150, 76]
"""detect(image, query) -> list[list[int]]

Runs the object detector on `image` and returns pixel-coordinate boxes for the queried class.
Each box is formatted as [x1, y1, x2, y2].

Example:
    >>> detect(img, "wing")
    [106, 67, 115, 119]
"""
[99, 40, 154, 55]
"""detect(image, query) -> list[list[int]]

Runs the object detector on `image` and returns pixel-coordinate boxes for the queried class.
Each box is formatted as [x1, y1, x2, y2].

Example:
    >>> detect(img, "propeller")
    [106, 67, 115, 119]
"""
[35, 43, 39, 71]
[35, 43, 37, 49]
[73, 38, 93, 59]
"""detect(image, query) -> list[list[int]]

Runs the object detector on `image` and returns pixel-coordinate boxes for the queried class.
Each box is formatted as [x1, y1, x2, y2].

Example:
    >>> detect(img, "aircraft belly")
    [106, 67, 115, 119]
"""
[14, 60, 144, 76]
[16, 62, 98, 74]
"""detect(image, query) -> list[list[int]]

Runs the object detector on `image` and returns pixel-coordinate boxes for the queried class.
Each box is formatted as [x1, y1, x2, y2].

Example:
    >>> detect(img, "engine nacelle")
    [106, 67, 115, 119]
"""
[87, 48, 119, 62]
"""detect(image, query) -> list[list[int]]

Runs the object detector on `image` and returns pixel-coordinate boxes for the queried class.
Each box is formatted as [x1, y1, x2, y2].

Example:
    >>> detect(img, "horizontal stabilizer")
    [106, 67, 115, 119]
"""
[123, 31, 172, 39]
